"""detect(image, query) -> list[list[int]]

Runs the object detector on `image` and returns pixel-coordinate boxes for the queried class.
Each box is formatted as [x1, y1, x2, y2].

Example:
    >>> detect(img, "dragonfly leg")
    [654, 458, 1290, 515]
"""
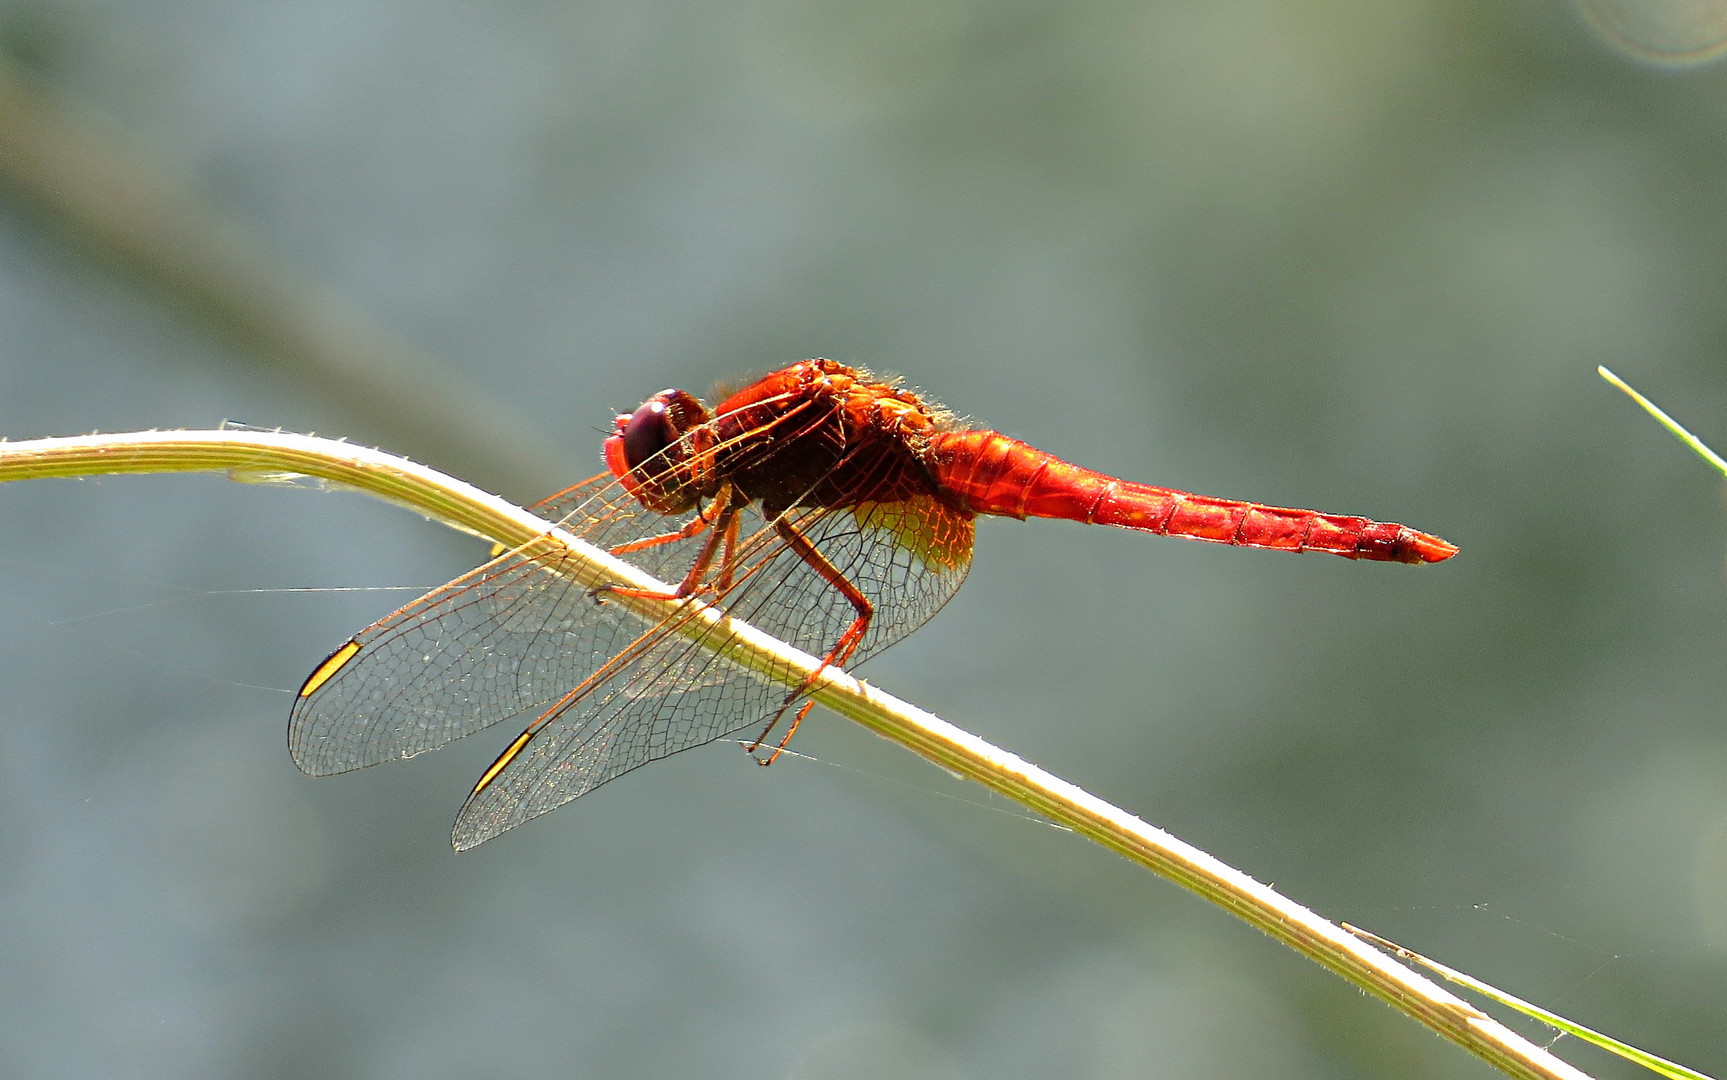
[746, 517, 873, 765]
[710, 508, 744, 594]
[751, 698, 819, 766]
[607, 503, 715, 557]
[604, 487, 737, 602]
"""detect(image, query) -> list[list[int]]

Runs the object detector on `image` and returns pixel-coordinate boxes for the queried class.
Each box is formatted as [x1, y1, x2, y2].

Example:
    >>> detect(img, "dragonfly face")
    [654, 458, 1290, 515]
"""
[604, 388, 712, 514]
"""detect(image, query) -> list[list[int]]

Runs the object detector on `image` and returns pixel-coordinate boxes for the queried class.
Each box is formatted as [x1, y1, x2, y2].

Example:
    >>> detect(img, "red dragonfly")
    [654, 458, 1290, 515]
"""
[291, 359, 1455, 848]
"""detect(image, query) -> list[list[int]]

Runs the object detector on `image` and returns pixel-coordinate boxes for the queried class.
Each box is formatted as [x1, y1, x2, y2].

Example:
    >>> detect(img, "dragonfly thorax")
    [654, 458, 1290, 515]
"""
[706, 361, 945, 518]
[606, 360, 950, 521]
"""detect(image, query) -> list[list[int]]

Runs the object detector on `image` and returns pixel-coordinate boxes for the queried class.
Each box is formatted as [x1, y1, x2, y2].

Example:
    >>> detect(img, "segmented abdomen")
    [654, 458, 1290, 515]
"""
[925, 430, 1456, 564]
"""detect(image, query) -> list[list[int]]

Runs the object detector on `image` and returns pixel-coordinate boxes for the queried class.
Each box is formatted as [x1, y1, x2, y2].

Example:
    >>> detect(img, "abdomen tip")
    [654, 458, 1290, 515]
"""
[1401, 531, 1458, 564]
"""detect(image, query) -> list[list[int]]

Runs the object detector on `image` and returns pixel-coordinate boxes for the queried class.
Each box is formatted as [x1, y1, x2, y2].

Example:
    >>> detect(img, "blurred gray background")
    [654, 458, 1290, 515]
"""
[1, 0, 1724, 1077]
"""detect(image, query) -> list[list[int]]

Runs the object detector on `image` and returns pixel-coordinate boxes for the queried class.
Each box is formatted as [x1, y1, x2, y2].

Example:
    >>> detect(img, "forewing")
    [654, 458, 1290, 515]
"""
[448, 493, 976, 847]
[519, 474, 623, 534]
[288, 474, 707, 776]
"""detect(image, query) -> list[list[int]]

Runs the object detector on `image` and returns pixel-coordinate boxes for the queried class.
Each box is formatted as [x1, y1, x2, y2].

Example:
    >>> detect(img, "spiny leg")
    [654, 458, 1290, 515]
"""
[747, 517, 873, 765]
[607, 515, 710, 557]
[711, 506, 744, 594]
[606, 489, 724, 558]
[604, 485, 737, 603]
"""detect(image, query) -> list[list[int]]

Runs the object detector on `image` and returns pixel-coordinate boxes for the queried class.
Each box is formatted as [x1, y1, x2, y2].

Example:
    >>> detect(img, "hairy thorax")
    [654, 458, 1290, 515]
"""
[709, 359, 949, 517]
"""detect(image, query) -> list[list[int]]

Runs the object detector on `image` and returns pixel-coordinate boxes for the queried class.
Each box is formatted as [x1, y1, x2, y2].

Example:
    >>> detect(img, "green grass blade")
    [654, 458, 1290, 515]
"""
[1600, 366, 1727, 479]
[1345, 925, 1715, 1080]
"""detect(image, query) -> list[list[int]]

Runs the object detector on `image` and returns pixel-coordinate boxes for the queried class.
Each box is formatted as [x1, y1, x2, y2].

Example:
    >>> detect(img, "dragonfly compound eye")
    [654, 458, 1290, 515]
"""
[621, 399, 678, 476]
[607, 389, 711, 509]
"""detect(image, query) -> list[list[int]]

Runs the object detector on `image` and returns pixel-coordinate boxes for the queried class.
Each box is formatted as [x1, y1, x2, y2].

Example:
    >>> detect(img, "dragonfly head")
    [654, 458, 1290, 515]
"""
[605, 388, 712, 513]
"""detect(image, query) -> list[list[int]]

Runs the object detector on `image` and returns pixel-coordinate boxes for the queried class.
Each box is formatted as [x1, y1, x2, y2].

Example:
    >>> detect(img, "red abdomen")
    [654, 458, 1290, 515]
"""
[925, 430, 1456, 564]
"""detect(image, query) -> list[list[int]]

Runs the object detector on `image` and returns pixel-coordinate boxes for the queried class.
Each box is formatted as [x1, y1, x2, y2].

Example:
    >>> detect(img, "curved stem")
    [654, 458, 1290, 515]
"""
[0, 429, 1594, 1080]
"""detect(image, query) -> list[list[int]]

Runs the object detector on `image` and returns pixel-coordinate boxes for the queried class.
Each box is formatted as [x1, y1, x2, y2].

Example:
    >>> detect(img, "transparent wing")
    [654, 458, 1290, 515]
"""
[450, 604, 798, 848]
[713, 495, 973, 668]
[288, 472, 708, 775]
[290, 401, 977, 845]
[450, 493, 974, 848]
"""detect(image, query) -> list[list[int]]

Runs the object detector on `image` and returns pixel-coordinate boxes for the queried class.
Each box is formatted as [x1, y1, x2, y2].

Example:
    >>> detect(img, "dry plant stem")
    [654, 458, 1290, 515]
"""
[0, 429, 1593, 1080]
